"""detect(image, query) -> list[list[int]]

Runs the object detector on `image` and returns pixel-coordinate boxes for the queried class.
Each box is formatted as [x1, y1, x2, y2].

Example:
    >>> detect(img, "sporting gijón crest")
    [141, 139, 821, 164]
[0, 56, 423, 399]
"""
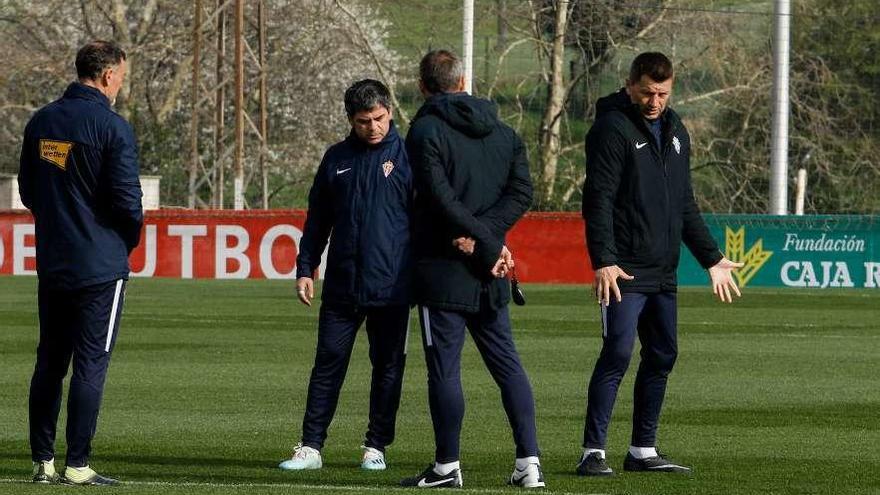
[382, 160, 394, 177]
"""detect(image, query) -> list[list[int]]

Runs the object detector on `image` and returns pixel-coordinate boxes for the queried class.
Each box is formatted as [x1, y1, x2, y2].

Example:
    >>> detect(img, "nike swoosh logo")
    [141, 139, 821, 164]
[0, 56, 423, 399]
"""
[418, 478, 454, 488]
[635, 142, 648, 149]
[336, 168, 352, 175]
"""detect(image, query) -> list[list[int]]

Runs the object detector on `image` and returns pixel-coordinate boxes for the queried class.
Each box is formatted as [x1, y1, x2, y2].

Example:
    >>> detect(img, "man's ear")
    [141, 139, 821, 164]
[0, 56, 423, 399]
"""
[102, 67, 117, 89]
[456, 75, 466, 93]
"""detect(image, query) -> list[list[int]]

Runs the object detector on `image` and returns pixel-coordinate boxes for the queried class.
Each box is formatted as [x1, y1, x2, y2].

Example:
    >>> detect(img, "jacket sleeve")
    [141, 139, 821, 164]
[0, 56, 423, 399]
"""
[295, 154, 333, 279]
[18, 125, 33, 210]
[681, 150, 723, 268]
[106, 118, 144, 253]
[474, 131, 533, 240]
[582, 121, 626, 270]
[407, 124, 504, 271]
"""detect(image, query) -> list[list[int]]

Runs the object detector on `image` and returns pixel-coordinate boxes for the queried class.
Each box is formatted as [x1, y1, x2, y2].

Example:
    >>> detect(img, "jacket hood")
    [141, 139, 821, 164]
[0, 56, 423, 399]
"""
[595, 88, 635, 119]
[595, 88, 680, 129]
[415, 93, 497, 138]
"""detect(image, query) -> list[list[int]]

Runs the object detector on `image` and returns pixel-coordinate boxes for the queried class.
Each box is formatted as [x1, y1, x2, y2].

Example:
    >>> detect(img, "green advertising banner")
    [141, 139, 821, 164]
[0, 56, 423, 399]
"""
[679, 215, 880, 289]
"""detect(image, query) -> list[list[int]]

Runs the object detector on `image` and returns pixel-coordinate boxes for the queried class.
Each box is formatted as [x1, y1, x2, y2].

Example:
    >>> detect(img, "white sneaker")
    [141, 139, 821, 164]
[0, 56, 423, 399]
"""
[361, 445, 386, 471]
[279, 443, 322, 470]
[509, 462, 545, 488]
[32, 459, 59, 484]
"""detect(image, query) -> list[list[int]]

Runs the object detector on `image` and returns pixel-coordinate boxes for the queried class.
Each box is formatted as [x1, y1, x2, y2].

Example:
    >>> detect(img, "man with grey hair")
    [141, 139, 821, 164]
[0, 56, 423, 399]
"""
[399, 50, 543, 489]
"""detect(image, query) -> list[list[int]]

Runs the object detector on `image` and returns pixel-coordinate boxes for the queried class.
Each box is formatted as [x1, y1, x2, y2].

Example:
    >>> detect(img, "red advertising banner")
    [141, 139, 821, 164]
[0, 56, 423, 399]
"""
[0, 210, 594, 284]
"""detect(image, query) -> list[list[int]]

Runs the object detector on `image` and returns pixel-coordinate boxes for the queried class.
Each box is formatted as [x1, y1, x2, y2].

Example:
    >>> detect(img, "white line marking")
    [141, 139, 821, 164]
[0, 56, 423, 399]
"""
[106, 279, 124, 352]
[0, 478, 608, 494]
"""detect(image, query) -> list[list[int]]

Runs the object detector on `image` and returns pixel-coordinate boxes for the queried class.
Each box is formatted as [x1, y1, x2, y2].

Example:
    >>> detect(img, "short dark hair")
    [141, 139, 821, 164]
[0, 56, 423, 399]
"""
[344, 79, 392, 117]
[76, 40, 126, 81]
[419, 50, 464, 94]
[628, 52, 674, 83]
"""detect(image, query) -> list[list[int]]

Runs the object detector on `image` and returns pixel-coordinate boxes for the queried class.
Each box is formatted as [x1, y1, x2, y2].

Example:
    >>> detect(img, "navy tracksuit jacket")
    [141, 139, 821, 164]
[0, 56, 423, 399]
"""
[19, 82, 142, 467]
[295, 122, 412, 451]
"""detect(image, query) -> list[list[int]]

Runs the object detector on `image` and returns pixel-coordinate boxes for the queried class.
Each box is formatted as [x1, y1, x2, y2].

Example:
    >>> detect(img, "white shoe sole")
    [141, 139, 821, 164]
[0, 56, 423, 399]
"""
[278, 460, 322, 471]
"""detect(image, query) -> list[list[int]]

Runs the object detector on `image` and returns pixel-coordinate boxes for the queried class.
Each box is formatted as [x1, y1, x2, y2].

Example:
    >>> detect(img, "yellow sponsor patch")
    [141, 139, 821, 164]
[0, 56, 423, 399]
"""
[39, 139, 74, 170]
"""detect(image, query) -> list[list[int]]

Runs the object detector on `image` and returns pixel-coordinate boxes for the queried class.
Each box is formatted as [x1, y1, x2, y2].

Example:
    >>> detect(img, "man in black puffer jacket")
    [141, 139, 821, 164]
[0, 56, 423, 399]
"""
[399, 50, 543, 490]
[279, 79, 411, 473]
[577, 52, 743, 478]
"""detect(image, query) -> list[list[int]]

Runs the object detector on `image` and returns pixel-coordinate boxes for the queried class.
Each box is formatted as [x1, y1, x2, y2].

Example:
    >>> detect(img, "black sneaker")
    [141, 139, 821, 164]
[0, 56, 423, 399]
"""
[623, 451, 692, 474]
[400, 464, 463, 488]
[576, 452, 613, 476]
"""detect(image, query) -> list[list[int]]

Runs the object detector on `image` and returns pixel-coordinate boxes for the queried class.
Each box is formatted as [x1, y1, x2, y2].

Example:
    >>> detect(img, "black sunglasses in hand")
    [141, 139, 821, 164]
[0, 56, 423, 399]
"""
[510, 265, 526, 306]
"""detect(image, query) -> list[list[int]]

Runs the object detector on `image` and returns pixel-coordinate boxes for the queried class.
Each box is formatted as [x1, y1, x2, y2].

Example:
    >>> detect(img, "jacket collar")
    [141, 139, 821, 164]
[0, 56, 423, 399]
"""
[63, 82, 111, 108]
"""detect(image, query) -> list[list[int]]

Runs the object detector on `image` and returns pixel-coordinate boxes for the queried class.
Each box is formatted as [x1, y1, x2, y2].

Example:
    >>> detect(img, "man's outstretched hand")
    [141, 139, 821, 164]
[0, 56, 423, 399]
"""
[708, 257, 744, 303]
[594, 265, 634, 306]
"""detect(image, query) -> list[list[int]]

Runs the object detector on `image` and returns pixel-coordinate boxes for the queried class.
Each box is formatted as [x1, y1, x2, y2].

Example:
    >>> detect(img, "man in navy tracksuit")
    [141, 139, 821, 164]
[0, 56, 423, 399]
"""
[279, 79, 411, 472]
[577, 52, 743, 477]
[400, 50, 543, 489]
[18, 41, 142, 486]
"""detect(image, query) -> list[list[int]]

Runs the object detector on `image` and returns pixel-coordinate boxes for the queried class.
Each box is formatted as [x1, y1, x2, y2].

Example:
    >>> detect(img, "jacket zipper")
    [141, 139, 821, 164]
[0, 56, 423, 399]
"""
[662, 121, 679, 285]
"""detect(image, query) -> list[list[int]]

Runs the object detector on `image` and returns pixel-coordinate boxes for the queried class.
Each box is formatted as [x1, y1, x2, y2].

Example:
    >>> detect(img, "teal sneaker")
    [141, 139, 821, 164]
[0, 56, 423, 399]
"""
[279, 443, 322, 470]
[361, 446, 386, 471]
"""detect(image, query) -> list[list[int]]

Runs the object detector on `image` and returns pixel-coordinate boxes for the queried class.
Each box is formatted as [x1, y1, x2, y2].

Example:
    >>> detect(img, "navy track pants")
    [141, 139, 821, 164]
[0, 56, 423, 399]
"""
[583, 291, 678, 449]
[29, 278, 126, 467]
[301, 304, 409, 451]
[418, 303, 539, 462]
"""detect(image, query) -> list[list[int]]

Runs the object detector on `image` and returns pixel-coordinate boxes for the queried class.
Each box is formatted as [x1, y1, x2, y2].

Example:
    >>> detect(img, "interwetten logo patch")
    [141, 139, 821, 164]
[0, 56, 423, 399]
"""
[725, 226, 773, 287]
[39, 139, 74, 171]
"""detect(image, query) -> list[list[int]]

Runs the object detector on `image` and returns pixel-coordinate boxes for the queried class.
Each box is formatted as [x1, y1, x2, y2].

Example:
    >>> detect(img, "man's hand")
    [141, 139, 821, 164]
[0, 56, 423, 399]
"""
[491, 246, 514, 278]
[594, 265, 634, 306]
[452, 237, 475, 255]
[296, 277, 315, 307]
[708, 257, 744, 303]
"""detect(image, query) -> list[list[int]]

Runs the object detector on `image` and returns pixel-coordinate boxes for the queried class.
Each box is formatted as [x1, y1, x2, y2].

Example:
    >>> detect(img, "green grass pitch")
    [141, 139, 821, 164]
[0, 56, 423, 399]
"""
[1, 276, 878, 494]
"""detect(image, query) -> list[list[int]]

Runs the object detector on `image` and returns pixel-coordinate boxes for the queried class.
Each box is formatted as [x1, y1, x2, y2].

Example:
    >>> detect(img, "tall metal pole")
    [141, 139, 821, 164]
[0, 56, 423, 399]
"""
[214, 0, 226, 209]
[259, 0, 268, 209]
[769, 0, 790, 215]
[462, 0, 474, 94]
[189, 0, 202, 209]
[233, 0, 245, 210]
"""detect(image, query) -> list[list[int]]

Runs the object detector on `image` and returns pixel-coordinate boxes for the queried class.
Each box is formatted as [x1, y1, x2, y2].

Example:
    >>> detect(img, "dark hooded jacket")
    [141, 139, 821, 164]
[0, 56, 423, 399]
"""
[581, 88, 722, 292]
[406, 93, 532, 312]
[18, 83, 143, 290]
[296, 122, 412, 307]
